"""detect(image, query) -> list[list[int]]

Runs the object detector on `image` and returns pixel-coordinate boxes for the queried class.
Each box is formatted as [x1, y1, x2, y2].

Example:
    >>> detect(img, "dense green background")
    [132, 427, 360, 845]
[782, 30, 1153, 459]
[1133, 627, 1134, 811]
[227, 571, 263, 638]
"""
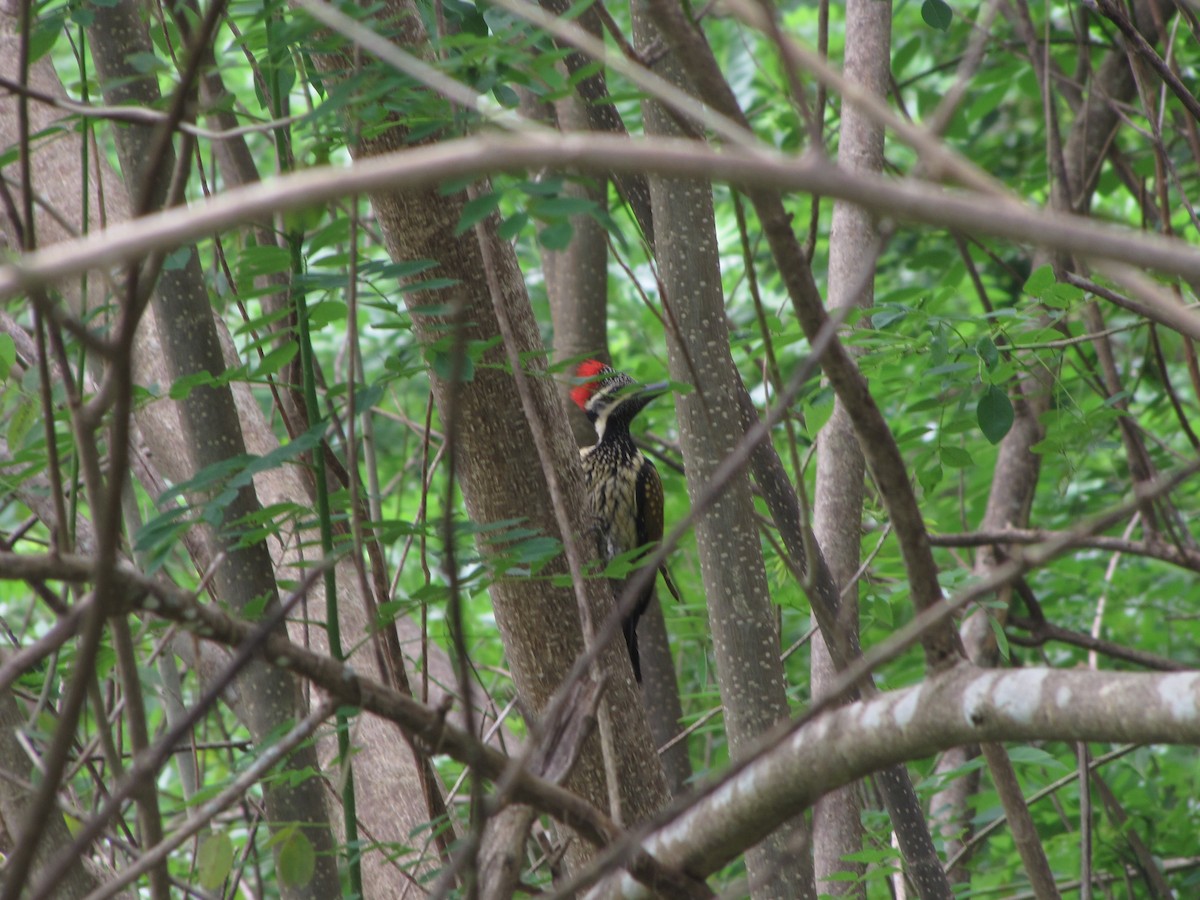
[2, 0, 1199, 894]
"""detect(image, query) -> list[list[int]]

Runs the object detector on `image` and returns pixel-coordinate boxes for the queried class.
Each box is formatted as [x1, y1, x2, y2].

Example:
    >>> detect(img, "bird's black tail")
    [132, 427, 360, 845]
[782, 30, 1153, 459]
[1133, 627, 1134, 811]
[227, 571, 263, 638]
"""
[623, 614, 642, 682]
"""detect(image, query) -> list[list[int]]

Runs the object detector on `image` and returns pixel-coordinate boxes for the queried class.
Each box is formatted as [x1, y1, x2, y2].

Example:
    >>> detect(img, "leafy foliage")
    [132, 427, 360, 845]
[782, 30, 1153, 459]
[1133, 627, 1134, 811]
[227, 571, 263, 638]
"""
[2, 0, 1199, 897]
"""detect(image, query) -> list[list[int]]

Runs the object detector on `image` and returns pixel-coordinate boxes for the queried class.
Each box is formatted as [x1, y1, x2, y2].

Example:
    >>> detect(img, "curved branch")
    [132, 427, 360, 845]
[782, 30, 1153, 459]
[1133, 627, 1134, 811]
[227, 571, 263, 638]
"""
[0, 551, 707, 899]
[929, 529, 1200, 572]
[6, 551, 1198, 897]
[5, 134, 1200, 336]
[603, 664, 1200, 893]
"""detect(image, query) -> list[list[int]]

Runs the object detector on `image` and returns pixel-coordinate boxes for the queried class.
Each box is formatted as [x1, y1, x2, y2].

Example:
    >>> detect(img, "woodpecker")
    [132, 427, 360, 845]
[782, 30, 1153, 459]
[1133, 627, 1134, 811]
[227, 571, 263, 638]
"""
[571, 359, 670, 682]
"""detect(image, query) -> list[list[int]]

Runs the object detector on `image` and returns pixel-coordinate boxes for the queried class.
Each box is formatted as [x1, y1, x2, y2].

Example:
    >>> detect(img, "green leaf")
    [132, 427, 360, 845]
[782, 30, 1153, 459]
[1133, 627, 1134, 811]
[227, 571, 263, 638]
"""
[251, 342, 298, 379]
[530, 195, 597, 219]
[308, 300, 348, 329]
[454, 191, 502, 236]
[443, 0, 488, 36]
[236, 422, 326, 488]
[989, 612, 1010, 661]
[134, 505, 193, 572]
[168, 370, 217, 401]
[307, 217, 351, 253]
[515, 176, 564, 197]
[892, 36, 922, 80]
[7, 395, 37, 450]
[906, 397, 943, 414]
[940, 445, 973, 468]
[278, 830, 315, 888]
[127, 51, 169, 74]
[197, 832, 234, 891]
[158, 456, 247, 502]
[1023, 264, 1055, 296]
[928, 328, 948, 366]
[0, 333, 16, 374]
[538, 220, 574, 250]
[977, 384, 1014, 444]
[509, 535, 562, 569]
[153, 422, 324, 522]
[497, 211, 528, 241]
[924, 361, 974, 377]
[918, 460, 942, 493]
[398, 277, 461, 295]
[427, 347, 474, 383]
[1023, 264, 1083, 308]
[803, 386, 835, 435]
[359, 258, 439, 281]
[162, 246, 193, 271]
[976, 335, 999, 370]
[439, 174, 478, 196]
[1007, 745, 1070, 770]
[921, 0, 952, 31]
[492, 83, 520, 108]
[28, 19, 63, 64]
[235, 244, 291, 280]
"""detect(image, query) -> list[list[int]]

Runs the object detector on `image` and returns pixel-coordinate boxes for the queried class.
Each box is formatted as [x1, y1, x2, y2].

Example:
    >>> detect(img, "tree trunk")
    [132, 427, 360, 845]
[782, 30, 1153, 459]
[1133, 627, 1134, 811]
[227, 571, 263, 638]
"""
[633, 3, 817, 895]
[84, 5, 342, 897]
[0, 11, 488, 896]
[308, 0, 672, 861]
[812, 0, 891, 892]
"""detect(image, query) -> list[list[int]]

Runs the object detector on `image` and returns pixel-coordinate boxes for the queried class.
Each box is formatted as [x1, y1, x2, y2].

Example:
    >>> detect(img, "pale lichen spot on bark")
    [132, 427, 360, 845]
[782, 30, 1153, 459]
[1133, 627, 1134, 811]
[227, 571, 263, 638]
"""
[859, 693, 890, 731]
[993, 669, 1048, 724]
[961, 670, 998, 727]
[1156, 673, 1199, 722]
[808, 714, 830, 744]
[1055, 685, 1072, 708]
[704, 766, 742, 818]
[892, 684, 921, 730]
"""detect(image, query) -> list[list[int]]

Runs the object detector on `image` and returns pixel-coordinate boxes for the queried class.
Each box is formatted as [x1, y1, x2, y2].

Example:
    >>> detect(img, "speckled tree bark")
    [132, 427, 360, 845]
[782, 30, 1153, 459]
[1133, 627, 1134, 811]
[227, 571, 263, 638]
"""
[545, 61, 693, 799]
[632, 4, 817, 896]
[930, 2, 1169, 884]
[811, 1, 890, 892]
[545, 89, 611, 446]
[0, 686, 112, 900]
[82, 4, 341, 897]
[587, 665, 1200, 896]
[307, 0, 672, 867]
[632, 0, 955, 895]
[0, 21, 474, 894]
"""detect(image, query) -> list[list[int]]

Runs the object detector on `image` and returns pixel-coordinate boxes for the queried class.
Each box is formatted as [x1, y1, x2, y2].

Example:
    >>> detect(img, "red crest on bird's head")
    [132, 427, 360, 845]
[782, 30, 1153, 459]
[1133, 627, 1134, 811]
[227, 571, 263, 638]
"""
[571, 359, 611, 410]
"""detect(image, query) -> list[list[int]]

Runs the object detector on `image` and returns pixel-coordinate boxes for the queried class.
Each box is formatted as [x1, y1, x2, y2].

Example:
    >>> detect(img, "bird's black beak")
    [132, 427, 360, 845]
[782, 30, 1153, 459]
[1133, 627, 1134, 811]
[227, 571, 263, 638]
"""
[625, 380, 669, 417]
[637, 380, 670, 401]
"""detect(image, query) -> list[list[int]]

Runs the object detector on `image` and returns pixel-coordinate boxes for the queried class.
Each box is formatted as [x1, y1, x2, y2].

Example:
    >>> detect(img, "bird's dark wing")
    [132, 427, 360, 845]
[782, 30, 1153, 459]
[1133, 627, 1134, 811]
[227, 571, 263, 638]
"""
[635, 456, 683, 603]
[658, 562, 683, 603]
[635, 456, 664, 548]
[633, 456, 665, 626]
